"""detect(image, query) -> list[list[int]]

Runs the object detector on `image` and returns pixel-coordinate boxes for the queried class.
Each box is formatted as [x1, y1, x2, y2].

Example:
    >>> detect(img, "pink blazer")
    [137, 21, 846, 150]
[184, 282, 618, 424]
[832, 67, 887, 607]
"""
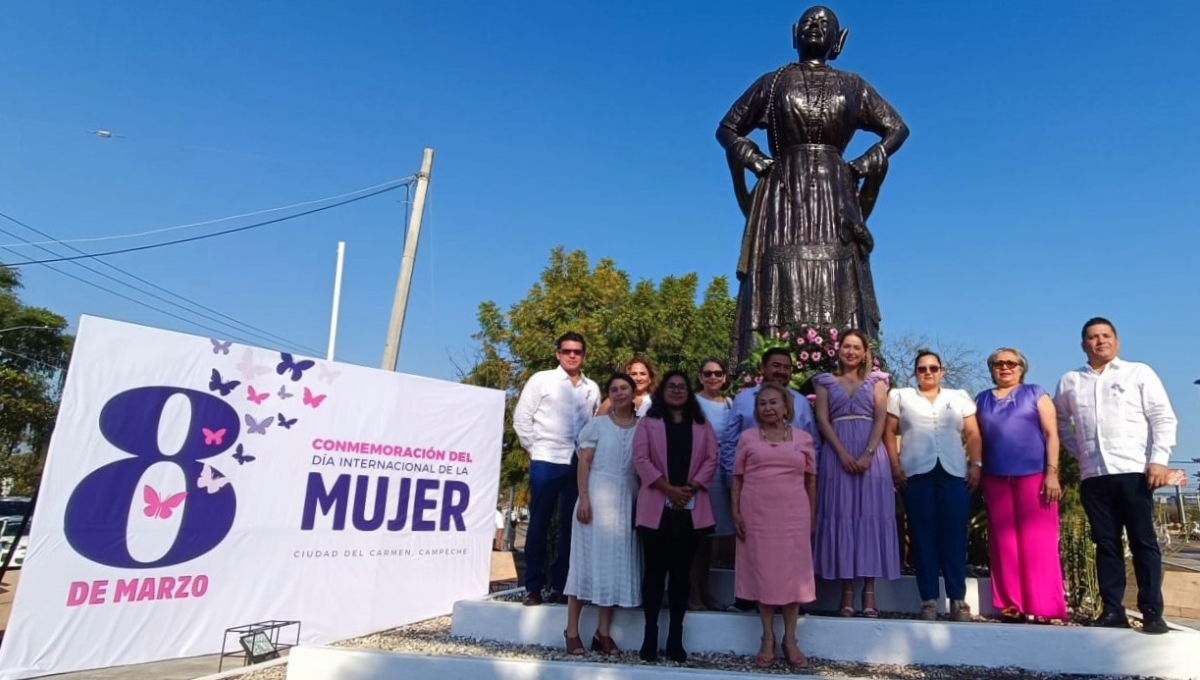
[633, 417, 719, 531]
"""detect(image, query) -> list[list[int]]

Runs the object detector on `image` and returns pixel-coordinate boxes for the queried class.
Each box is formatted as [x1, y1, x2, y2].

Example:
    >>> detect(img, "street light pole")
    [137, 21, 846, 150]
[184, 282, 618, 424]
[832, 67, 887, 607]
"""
[0, 326, 50, 335]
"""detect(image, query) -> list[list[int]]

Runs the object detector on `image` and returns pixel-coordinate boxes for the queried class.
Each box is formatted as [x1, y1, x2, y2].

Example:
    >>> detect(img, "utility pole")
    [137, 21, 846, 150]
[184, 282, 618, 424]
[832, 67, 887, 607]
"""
[381, 148, 434, 371]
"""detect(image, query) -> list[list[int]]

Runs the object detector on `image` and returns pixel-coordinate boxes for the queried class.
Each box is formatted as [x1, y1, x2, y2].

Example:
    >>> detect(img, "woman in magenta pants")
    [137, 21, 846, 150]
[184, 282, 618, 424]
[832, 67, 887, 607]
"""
[975, 348, 1067, 622]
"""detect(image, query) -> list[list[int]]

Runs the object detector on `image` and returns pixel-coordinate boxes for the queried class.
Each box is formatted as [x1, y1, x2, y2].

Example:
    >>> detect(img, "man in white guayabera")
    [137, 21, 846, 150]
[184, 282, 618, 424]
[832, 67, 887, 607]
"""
[1054, 317, 1177, 635]
[513, 332, 600, 606]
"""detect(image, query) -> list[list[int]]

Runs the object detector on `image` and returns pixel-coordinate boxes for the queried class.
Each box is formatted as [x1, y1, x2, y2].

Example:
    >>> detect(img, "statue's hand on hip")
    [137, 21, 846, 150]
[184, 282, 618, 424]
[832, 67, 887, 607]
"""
[848, 157, 869, 180]
[748, 156, 775, 178]
[843, 221, 875, 255]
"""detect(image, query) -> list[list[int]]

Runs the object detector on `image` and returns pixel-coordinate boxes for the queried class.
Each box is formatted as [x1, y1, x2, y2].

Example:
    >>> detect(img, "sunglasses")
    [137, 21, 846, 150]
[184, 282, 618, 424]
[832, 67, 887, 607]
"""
[916, 366, 942, 374]
[991, 360, 1021, 370]
[557, 349, 584, 356]
[664, 383, 690, 392]
[701, 370, 725, 378]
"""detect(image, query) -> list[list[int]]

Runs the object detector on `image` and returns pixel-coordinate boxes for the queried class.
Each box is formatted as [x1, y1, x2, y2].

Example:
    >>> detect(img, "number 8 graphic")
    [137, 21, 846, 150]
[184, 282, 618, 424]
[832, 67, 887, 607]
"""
[64, 387, 240, 568]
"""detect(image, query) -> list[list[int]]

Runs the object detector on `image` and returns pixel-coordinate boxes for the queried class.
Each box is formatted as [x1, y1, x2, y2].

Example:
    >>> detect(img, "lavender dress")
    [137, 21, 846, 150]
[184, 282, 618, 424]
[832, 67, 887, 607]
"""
[813, 371, 901, 580]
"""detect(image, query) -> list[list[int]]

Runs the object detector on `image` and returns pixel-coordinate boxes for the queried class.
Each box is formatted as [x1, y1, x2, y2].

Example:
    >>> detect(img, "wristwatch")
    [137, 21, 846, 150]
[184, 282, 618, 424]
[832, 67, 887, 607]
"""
[970, 460, 983, 468]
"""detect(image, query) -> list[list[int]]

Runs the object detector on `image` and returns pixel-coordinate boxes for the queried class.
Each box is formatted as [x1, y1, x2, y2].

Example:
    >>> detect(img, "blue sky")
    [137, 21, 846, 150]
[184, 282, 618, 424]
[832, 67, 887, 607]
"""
[1, 1, 1198, 477]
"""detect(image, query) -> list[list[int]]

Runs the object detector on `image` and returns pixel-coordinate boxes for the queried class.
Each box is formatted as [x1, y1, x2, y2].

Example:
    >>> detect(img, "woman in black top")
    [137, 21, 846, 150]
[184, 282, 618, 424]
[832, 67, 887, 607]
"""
[632, 370, 719, 662]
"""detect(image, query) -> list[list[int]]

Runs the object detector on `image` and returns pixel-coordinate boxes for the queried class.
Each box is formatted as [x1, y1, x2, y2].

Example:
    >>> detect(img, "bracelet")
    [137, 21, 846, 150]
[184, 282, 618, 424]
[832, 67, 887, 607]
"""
[1046, 464, 1059, 473]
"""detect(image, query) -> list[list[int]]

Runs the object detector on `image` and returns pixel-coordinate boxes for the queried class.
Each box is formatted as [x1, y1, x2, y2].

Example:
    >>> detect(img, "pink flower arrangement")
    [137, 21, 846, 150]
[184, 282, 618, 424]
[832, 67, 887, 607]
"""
[743, 325, 890, 412]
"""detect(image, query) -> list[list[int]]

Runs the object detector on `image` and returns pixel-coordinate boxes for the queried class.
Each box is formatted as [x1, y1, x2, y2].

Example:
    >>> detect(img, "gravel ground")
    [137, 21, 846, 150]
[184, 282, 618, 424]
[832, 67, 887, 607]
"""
[235, 611, 1167, 680]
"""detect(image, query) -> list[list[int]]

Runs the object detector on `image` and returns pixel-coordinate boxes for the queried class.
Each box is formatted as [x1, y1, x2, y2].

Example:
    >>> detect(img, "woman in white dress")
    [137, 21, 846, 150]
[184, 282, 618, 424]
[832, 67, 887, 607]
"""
[564, 372, 643, 656]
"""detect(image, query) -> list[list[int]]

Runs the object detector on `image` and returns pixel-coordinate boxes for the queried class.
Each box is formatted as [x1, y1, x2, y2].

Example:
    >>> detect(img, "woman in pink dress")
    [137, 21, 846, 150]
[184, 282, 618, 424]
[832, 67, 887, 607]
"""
[732, 382, 817, 669]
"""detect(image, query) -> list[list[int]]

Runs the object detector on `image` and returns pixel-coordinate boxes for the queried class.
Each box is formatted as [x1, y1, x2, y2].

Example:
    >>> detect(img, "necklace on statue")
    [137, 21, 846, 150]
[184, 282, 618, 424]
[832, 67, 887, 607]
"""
[797, 63, 832, 191]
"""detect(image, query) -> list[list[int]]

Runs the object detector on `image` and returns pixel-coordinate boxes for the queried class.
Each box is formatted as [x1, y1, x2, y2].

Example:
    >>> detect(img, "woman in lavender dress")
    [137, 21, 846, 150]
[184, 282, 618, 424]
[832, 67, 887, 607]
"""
[812, 329, 899, 617]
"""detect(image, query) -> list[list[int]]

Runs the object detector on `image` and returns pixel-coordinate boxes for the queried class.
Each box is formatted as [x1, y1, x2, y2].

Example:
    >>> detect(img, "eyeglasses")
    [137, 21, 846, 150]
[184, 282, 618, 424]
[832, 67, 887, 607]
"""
[664, 383, 690, 392]
[557, 349, 584, 356]
[915, 366, 942, 374]
[991, 360, 1021, 370]
[701, 370, 725, 378]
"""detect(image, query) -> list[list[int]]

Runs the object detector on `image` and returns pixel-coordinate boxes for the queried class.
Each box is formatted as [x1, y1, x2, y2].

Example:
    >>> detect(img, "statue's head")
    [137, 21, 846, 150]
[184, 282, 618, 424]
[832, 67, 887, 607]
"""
[792, 6, 848, 61]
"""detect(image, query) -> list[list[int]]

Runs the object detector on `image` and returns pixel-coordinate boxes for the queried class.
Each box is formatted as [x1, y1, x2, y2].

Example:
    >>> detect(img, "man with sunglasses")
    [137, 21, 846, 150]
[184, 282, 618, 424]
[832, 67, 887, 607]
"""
[1054, 317, 1177, 634]
[721, 347, 822, 610]
[513, 332, 600, 606]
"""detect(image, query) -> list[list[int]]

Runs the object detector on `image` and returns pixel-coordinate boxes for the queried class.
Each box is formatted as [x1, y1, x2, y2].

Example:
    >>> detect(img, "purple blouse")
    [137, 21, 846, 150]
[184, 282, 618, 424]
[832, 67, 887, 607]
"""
[974, 384, 1048, 477]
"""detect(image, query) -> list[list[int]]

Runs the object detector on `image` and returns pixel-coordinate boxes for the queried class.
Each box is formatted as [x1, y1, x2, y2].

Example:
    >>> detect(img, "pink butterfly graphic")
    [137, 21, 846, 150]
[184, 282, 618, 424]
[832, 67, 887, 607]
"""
[303, 387, 327, 409]
[197, 464, 231, 494]
[246, 386, 270, 405]
[143, 486, 187, 520]
[201, 427, 227, 446]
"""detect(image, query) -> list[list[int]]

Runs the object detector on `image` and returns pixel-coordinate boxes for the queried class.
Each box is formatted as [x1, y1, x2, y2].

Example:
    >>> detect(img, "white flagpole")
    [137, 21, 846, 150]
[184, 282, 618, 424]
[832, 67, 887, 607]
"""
[327, 241, 346, 361]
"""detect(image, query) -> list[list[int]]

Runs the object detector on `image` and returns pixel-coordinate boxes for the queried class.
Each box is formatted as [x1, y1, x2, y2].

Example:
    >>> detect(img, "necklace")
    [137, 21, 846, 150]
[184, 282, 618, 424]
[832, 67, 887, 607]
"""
[609, 411, 636, 429]
[797, 63, 832, 145]
[797, 63, 832, 193]
[759, 425, 789, 443]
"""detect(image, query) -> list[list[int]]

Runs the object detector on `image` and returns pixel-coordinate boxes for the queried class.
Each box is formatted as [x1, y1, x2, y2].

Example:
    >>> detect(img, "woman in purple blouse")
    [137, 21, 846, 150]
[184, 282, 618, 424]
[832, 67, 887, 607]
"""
[974, 348, 1066, 622]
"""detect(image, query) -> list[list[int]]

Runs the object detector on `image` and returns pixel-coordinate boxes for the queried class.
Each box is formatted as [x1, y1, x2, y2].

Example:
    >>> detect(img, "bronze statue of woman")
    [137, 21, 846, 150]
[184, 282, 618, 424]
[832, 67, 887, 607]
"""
[717, 5, 908, 371]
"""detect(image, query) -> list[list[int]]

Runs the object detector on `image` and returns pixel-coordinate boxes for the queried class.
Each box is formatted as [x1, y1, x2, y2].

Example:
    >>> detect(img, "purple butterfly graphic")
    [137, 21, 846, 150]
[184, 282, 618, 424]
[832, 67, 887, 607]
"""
[276, 352, 316, 382]
[244, 413, 274, 435]
[211, 339, 232, 355]
[278, 385, 294, 400]
[209, 368, 241, 397]
[232, 443, 256, 465]
[278, 413, 298, 429]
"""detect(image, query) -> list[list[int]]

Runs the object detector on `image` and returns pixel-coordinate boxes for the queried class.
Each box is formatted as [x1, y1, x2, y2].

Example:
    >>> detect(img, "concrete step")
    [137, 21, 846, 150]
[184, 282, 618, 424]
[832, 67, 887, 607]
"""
[449, 595, 1197, 680]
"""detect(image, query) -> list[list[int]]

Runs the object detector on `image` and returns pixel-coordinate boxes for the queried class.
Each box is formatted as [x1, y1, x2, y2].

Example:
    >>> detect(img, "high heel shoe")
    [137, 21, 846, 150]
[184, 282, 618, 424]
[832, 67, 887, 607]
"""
[591, 634, 620, 657]
[862, 588, 880, 619]
[564, 630, 585, 656]
[755, 635, 776, 668]
[839, 586, 856, 617]
[782, 639, 808, 669]
[639, 624, 658, 662]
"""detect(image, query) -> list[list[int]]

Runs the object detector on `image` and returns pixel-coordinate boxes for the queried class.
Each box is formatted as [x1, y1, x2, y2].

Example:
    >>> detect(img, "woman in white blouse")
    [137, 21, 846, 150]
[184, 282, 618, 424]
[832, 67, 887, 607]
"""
[883, 350, 982, 622]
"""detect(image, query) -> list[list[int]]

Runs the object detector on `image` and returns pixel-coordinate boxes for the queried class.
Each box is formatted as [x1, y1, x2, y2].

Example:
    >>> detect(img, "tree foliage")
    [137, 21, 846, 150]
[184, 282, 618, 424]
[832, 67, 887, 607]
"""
[0, 266, 72, 495]
[459, 248, 737, 491]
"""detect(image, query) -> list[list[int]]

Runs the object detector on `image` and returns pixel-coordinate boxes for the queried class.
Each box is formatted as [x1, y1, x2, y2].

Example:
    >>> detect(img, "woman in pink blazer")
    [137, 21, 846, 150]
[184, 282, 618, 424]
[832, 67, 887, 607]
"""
[633, 370, 719, 663]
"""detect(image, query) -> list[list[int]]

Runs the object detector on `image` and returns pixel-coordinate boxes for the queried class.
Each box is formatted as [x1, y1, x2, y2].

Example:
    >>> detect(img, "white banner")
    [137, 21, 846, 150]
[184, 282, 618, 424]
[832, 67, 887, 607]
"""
[0, 316, 503, 679]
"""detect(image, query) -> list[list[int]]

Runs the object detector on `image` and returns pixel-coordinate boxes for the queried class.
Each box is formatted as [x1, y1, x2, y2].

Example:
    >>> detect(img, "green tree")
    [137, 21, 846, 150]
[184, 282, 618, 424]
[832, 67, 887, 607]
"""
[458, 248, 736, 492]
[0, 266, 72, 495]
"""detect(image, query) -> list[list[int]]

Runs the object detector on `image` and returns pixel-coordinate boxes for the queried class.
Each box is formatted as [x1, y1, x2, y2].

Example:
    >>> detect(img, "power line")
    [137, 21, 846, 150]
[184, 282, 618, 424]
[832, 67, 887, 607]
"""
[0, 181, 407, 267]
[0, 223, 324, 355]
[0, 177, 413, 249]
[0, 346, 66, 372]
[0, 241, 285, 349]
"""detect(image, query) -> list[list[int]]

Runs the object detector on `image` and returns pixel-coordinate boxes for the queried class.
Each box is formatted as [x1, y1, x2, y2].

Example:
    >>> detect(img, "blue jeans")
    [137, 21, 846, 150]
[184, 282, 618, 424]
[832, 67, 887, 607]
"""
[524, 460, 577, 594]
[903, 462, 969, 602]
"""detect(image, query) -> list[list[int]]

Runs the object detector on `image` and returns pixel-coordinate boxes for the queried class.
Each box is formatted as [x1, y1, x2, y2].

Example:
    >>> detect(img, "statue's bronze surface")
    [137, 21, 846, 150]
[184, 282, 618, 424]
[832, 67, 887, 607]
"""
[717, 6, 908, 369]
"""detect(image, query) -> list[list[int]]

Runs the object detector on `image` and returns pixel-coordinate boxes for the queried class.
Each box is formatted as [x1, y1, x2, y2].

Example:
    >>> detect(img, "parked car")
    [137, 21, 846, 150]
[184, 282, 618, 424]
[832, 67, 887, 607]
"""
[0, 517, 29, 568]
[0, 497, 32, 570]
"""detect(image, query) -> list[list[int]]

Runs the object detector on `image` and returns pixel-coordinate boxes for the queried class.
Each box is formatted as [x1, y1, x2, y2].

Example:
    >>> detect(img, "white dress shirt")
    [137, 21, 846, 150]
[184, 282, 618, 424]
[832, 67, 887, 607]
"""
[512, 366, 600, 465]
[1053, 357, 1177, 481]
[887, 387, 977, 478]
